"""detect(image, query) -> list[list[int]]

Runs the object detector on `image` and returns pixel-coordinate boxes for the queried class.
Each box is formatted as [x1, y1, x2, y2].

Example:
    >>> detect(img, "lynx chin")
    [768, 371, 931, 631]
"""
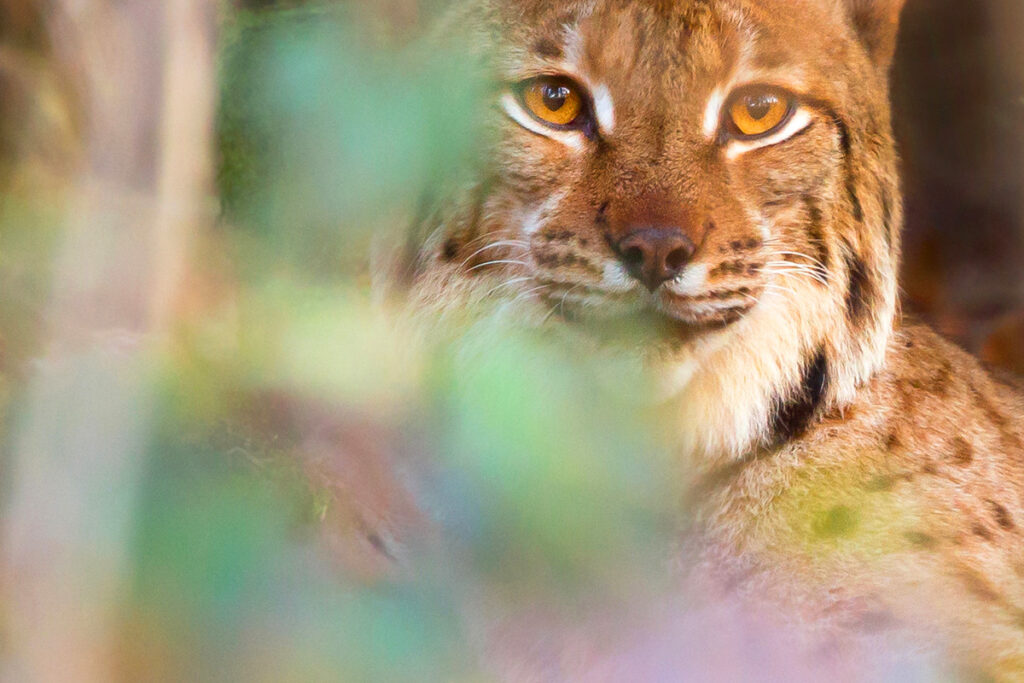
[388, 0, 1024, 678]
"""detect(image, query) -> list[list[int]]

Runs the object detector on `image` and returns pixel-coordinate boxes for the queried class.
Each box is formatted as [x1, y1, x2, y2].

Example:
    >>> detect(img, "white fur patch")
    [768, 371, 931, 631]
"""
[592, 84, 615, 134]
[744, 207, 773, 242]
[668, 263, 709, 297]
[500, 93, 585, 152]
[703, 88, 726, 140]
[725, 108, 813, 160]
[601, 261, 635, 293]
[521, 192, 567, 236]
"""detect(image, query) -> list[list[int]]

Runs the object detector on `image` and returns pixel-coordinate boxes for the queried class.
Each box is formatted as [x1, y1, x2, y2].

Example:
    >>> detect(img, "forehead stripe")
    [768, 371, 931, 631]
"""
[592, 84, 615, 134]
[562, 24, 584, 69]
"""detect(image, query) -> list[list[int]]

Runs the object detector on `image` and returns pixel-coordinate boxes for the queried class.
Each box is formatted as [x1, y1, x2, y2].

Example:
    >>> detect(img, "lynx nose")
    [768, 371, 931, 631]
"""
[615, 227, 696, 292]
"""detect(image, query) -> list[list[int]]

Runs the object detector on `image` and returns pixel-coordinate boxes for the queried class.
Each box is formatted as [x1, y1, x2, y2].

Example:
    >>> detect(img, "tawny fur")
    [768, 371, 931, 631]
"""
[393, 0, 1024, 677]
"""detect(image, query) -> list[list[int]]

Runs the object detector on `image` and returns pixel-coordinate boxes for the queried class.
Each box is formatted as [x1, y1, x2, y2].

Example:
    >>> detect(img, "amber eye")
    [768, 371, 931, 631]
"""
[726, 87, 794, 138]
[520, 76, 585, 127]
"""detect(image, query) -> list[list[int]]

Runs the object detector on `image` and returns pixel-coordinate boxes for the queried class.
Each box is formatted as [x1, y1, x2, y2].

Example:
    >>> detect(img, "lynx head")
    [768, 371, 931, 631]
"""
[406, 0, 906, 463]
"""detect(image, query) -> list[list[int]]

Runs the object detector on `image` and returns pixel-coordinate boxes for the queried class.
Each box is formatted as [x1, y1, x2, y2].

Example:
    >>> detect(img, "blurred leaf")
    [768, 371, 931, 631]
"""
[218, 5, 488, 281]
[419, 317, 680, 600]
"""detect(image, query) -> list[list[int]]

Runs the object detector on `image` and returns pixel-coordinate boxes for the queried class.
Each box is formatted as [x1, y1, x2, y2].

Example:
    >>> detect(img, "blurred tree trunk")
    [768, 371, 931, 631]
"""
[978, 0, 1024, 375]
[894, 0, 1024, 354]
[0, 2, 217, 681]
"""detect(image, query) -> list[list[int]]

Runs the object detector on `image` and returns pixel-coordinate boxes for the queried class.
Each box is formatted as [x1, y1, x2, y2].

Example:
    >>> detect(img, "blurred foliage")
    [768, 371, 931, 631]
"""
[423, 318, 677, 595]
[217, 1, 485, 281]
[93, 3, 684, 679]
[135, 295, 680, 677]
[124, 404, 470, 681]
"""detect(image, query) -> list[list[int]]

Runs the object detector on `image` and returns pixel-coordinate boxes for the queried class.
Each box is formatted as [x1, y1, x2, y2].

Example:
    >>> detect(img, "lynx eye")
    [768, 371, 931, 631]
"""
[520, 76, 585, 127]
[726, 87, 794, 139]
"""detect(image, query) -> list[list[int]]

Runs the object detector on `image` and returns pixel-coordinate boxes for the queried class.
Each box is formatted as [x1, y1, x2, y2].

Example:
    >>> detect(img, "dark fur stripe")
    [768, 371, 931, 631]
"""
[881, 188, 895, 249]
[833, 116, 865, 223]
[533, 38, 563, 59]
[771, 348, 829, 443]
[803, 195, 830, 285]
[843, 241, 873, 324]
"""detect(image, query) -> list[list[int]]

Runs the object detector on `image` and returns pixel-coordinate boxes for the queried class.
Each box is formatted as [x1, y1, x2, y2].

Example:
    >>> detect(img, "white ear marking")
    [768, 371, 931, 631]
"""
[592, 84, 615, 134]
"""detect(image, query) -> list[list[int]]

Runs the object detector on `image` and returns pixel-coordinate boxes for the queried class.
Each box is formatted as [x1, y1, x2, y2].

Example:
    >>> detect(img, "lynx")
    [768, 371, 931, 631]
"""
[395, 0, 1024, 677]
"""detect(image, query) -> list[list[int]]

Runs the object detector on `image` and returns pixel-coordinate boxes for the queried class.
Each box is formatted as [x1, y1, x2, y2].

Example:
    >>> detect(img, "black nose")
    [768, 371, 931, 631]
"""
[615, 227, 696, 292]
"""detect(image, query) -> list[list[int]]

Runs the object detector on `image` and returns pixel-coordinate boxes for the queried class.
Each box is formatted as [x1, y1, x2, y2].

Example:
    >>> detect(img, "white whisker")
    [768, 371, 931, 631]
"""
[736, 289, 760, 305]
[764, 264, 829, 278]
[459, 240, 529, 269]
[771, 250, 830, 270]
[542, 283, 585, 324]
[764, 264, 832, 287]
[511, 284, 550, 305]
[559, 283, 585, 316]
[494, 284, 550, 320]
[467, 259, 528, 273]
[483, 276, 534, 299]
[756, 283, 800, 300]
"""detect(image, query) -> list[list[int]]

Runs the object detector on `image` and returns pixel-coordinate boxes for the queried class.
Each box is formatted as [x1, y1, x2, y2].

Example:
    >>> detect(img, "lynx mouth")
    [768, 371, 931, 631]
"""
[540, 288, 748, 345]
[655, 290, 756, 328]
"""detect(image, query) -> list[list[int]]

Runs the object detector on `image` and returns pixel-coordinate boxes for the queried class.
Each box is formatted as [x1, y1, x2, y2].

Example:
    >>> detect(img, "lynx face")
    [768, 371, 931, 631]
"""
[484, 1, 876, 328]
[410, 0, 906, 459]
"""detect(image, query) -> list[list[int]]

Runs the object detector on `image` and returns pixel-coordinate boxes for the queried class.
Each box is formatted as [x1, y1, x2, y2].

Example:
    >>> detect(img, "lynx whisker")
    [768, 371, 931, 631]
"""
[459, 240, 530, 269]
[764, 263, 829, 280]
[756, 283, 800, 301]
[541, 283, 586, 324]
[771, 250, 831, 271]
[467, 259, 528, 273]
[764, 263, 832, 287]
[735, 289, 761, 305]
[764, 258, 831, 274]
[511, 284, 551, 305]
[483, 276, 534, 299]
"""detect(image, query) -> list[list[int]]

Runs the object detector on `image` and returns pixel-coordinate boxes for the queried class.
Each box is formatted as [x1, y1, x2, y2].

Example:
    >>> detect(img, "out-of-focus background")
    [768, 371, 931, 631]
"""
[894, 0, 1024, 373]
[0, 0, 1020, 680]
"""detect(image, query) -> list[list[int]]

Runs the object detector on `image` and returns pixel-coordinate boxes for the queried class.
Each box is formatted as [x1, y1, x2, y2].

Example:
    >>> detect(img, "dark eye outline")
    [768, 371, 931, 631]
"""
[513, 75, 598, 139]
[720, 85, 797, 142]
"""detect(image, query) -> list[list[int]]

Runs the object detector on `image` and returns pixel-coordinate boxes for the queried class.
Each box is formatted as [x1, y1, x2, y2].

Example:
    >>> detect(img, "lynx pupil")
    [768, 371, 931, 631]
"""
[542, 85, 569, 112]
[746, 94, 776, 121]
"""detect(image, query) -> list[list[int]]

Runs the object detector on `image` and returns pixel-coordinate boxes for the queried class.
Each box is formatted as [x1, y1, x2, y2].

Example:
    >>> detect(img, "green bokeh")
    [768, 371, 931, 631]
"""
[218, 4, 488, 281]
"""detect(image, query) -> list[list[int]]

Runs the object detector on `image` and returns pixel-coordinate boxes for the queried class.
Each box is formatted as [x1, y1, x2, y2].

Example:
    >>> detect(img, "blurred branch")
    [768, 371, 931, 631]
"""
[152, 0, 217, 332]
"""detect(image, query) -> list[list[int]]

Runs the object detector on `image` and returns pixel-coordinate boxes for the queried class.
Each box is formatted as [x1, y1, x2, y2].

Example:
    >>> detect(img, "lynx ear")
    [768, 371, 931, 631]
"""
[843, 0, 907, 69]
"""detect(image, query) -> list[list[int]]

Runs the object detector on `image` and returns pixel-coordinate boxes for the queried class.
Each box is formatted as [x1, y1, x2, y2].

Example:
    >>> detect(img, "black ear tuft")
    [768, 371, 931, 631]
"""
[844, 0, 907, 70]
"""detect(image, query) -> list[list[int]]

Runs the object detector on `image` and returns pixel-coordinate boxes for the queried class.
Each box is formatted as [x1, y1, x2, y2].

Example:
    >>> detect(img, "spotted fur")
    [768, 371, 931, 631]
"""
[393, 0, 1024, 677]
